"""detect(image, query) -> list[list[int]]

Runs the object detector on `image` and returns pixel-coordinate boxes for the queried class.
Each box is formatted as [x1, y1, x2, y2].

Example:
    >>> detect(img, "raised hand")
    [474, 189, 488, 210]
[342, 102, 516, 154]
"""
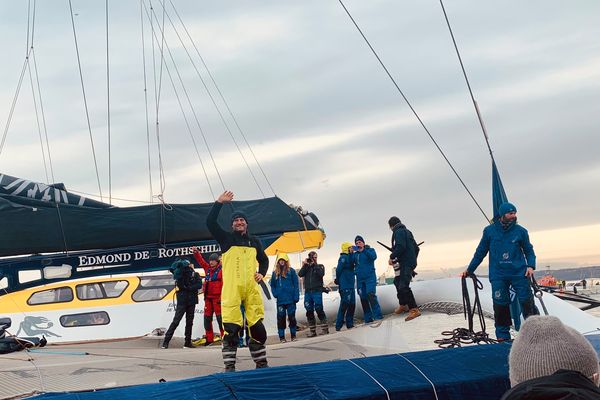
[217, 191, 234, 203]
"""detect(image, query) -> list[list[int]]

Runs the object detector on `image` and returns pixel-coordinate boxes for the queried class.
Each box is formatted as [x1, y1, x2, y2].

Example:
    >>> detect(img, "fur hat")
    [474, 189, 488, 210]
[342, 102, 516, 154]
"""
[498, 202, 517, 216]
[509, 316, 599, 387]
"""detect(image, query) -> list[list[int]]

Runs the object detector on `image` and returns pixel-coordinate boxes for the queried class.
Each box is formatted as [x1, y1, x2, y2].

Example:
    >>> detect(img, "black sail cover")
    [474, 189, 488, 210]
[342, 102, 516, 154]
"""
[0, 174, 314, 257]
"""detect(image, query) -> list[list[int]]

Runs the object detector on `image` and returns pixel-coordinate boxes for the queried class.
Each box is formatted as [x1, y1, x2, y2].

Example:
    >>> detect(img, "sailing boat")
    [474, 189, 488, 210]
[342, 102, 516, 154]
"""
[1, 1, 599, 399]
[0, 0, 326, 343]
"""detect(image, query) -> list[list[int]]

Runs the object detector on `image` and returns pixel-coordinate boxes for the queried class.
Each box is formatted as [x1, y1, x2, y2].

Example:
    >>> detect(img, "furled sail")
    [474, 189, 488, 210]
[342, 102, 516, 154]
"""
[0, 173, 323, 257]
[491, 160, 509, 221]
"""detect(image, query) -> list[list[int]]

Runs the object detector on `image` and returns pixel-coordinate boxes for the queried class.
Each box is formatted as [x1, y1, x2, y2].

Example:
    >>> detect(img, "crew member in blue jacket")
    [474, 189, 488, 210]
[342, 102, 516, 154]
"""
[269, 253, 300, 342]
[353, 235, 383, 322]
[462, 202, 539, 341]
[334, 242, 356, 331]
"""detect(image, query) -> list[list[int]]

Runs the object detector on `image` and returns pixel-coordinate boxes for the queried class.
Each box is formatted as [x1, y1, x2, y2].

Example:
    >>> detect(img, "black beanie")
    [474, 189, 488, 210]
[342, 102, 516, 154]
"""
[231, 211, 248, 224]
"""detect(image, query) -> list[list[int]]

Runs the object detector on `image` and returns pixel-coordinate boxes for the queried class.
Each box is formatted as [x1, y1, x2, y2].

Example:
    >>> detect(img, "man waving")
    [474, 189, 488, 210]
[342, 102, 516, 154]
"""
[207, 191, 269, 371]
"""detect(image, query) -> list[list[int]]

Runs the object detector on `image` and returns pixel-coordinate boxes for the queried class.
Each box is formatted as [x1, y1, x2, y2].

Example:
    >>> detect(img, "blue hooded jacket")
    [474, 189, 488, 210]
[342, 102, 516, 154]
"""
[336, 253, 356, 290]
[353, 246, 377, 281]
[467, 220, 536, 280]
[269, 268, 299, 305]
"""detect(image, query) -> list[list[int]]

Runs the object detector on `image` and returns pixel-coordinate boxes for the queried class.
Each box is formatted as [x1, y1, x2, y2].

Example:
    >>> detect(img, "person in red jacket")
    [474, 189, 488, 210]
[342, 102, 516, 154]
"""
[193, 248, 224, 346]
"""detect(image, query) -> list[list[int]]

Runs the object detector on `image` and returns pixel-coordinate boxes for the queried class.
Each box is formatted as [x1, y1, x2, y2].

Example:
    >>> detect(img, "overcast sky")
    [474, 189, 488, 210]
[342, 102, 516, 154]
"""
[1, 1, 599, 279]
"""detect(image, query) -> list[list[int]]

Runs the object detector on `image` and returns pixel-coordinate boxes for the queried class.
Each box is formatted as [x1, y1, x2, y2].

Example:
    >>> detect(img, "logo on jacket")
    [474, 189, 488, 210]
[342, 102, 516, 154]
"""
[502, 252, 509, 260]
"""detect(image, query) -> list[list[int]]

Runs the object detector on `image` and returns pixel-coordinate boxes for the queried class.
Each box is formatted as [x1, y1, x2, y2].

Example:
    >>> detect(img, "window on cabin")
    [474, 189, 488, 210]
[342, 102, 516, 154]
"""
[19, 269, 42, 284]
[76, 280, 129, 300]
[43, 265, 72, 280]
[60, 311, 110, 327]
[28, 287, 74, 305]
[0, 277, 7, 290]
[132, 275, 174, 302]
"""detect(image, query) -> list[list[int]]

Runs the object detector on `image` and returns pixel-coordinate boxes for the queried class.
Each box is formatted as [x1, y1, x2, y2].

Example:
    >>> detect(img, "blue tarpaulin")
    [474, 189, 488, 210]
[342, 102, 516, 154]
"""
[32, 344, 513, 400]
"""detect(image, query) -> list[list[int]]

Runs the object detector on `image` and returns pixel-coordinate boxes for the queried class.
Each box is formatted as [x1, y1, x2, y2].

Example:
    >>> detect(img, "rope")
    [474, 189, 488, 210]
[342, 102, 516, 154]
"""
[395, 354, 440, 400]
[346, 359, 390, 400]
[530, 275, 549, 315]
[68, 0, 104, 202]
[26, 53, 49, 184]
[31, 48, 55, 184]
[141, 2, 216, 199]
[168, 0, 276, 196]
[144, 2, 226, 194]
[0, 56, 29, 159]
[140, 0, 154, 203]
[434, 275, 496, 348]
[161, 1, 266, 198]
[55, 203, 70, 256]
[148, 0, 167, 204]
[106, 0, 112, 204]
[337, 0, 490, 223]
[438, 0, 495, 160]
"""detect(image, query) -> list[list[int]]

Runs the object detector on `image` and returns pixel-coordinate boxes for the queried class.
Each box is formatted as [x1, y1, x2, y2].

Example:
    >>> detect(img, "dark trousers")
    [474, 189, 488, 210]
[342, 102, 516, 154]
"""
[335, 289, 355, 330]
[276, 303, 297, 338]
[491, 276, 539, 340]
[164, 303, 196, 345]
[394, 269, 417, 309]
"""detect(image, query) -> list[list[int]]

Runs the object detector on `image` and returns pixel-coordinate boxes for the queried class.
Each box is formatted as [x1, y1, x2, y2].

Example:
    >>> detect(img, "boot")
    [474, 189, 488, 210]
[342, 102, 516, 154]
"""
[394, 305, 409, 315]
[405, 308, 421, 321]
[307, 316, 317, 337]
[222, 335, 238, 372]
[160, 341, 169, 349]
[319, 322, 329, 335]
[249, 339, 268, 369]
[183, 340, 194, 348]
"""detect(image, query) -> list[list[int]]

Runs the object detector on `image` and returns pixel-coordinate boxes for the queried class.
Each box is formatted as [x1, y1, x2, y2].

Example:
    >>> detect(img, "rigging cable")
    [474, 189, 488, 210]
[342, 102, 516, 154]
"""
[0, 55, 29, 160]
[438, 0, 494, 161]
[148, 0, 169, 245]
[140, 0, 154, 202]
[31, 49, 56, 184]
[168, 0, 277, 196]
[106, 0, 112, 204]
[162, 1, 266, 198]
[24, 1, 50, 184]
[68, 0, 104, 202]
[143, 1, 216, 199]
[27, 53, 49, 184]
[151, 0, 167, 203]
[145, 2, 226, 193]
[338, 0, 489, 223]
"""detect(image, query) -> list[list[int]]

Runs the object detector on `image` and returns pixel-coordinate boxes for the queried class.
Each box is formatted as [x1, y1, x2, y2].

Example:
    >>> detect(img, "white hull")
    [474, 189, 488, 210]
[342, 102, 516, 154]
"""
[4, 277, 599, 344]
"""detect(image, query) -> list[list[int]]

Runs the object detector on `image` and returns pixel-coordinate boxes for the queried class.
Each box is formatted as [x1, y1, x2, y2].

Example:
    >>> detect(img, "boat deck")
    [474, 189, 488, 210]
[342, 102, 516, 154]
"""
[0, 312, 494, 400]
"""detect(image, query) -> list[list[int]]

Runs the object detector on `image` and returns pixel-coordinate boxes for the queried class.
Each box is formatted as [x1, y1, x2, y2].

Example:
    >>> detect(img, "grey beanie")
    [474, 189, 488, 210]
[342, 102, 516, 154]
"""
[509, 315, 599, 387]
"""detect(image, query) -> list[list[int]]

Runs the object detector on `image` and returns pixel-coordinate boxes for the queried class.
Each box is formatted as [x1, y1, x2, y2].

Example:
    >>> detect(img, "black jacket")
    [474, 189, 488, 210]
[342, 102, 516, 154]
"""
[175, 267, 203, 305]
[391, 223, 417, 269]
[298, 261, 325, 293]
[501, 369, 600, 400]
[206, 202, 269, 276]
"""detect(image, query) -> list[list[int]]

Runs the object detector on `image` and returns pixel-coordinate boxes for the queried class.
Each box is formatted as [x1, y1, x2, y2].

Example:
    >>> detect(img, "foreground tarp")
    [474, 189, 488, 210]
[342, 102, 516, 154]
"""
[31, 344, 512, 400]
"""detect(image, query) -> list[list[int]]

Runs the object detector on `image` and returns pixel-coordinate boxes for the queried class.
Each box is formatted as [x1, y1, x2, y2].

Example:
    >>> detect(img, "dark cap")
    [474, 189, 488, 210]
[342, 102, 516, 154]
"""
[231, 210, 248, 224]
